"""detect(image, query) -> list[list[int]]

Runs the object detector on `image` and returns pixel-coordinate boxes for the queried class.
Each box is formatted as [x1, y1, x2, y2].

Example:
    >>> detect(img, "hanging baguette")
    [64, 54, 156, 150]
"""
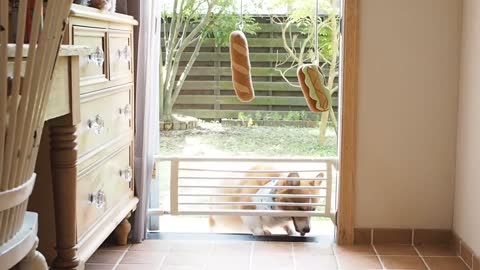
[297, 64, 332, 112]
[229, 30, 255, 102]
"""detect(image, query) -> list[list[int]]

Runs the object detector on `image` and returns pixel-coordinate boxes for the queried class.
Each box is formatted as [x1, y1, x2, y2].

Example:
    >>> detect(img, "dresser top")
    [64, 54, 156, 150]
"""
[70, 4, 138, 26]
[7, 44, 92, 58]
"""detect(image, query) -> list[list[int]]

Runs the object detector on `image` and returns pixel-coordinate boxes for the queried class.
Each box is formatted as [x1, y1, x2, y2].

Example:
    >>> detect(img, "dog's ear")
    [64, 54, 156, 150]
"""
[310, 173, 325, 186]
[287, 172, 300, 186]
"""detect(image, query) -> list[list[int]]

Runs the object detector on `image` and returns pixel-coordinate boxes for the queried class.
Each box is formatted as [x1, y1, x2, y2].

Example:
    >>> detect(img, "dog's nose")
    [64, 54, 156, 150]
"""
[302, 227, 310, 234]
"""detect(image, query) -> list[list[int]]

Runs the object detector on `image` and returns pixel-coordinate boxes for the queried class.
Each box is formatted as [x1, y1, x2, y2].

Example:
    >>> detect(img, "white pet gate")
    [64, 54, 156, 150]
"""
[148, 156, 338, 230]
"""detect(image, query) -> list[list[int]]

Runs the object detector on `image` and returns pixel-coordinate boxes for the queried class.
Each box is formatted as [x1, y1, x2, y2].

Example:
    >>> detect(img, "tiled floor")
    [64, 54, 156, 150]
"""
[85, 240, 471, 270]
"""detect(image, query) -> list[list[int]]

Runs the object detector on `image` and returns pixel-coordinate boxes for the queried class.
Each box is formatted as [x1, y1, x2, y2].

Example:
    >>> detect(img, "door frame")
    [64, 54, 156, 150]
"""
[337, 0, 359, 245]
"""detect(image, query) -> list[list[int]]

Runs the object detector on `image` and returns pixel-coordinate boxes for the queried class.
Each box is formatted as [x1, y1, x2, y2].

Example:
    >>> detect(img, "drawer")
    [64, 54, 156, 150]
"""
[73, 26, 108, 94]
[77, 85, 133, 157]
[108, 30, 134, 84]
[76, 146, 133, 239]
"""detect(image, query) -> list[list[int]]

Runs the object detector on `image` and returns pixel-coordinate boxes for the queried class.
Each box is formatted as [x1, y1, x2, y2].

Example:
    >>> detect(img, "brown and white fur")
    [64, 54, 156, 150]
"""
[209, 164, 323, 236]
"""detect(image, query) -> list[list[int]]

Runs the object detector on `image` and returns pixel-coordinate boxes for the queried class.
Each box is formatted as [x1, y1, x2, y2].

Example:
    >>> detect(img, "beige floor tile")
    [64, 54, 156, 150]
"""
[424, 257, 470, 270]
[250, 266, 293, 270]
[333, 245, 376, 257]
[84, 264, 116, 270]
[167, 240, 214, 253]
[117, 264, 161, 270]
[206, 265, 248, 270]
[253, 242, 292, 256]
[251, 254, 294, 268]
[212, 241, 253, 255]
[380, 255, 427, 269]
[130, 240, 171, 251]
[374, 244, 417, 255]
[207, 254, 250, 267]
[336, 255, 382, 270]
[163, 253, 207, 266]
[293, 242, 334, 256]
[160, 266, 205, 270]
[120, 251, 167, 264]
[98, 244, 130, 251]
[415, 244, 457, 256]
[295, 255, 338, 269]
[251, 264, 294, 270]
[87, 250, 125, 264]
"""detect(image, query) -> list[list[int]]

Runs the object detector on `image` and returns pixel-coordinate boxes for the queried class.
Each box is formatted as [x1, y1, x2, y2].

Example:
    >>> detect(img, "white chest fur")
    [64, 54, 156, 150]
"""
[253, 179, 279, 211]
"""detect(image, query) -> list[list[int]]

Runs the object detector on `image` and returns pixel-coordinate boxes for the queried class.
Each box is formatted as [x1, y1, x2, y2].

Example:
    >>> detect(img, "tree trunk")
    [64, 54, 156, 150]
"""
[319, 10, 340, 144]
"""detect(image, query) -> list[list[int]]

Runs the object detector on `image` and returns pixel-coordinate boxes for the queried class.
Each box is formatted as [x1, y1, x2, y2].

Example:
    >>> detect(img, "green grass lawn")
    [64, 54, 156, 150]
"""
[160, 121, 338, 158]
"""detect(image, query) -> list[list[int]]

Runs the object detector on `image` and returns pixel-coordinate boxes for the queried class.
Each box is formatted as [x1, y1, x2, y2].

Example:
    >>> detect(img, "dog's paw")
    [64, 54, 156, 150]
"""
[252, 228, 271, 236]
[283, 225, 294, 235]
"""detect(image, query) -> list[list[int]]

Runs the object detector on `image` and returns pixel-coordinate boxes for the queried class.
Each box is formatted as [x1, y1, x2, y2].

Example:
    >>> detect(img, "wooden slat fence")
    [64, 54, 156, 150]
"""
[165, 16, 339, 120]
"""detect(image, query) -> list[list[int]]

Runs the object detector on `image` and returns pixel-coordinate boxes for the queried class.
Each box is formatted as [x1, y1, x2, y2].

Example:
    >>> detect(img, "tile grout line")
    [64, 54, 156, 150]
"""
[248, 241, 255, 270]
[156, 255, 167, 270]
[371, 244, 386, 270]
[291, 242, 297, 270]
[112, 244, 132, 270]
[371, 228, 374, 245]
[458, 254, 473, 270]
[457, 239, 473, 270]
[413, 245, 432, 270]
[412, 229, 415, 246]
[332, 245, 341, 269]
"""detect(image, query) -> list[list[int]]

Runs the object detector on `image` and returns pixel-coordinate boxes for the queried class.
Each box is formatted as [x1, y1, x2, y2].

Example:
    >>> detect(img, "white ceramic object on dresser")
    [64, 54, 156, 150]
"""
[0, 1, 73, 269]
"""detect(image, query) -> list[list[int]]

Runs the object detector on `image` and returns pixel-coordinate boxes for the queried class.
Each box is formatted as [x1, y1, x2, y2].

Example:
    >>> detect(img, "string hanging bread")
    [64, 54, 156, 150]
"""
[229, 0, 255, 102]
[297, 0, 332, 112]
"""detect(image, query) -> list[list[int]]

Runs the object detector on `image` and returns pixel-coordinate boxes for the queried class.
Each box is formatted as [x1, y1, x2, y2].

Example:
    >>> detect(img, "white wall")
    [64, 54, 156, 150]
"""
[354, 0, 462, 228]
[453, 0, 480, 255]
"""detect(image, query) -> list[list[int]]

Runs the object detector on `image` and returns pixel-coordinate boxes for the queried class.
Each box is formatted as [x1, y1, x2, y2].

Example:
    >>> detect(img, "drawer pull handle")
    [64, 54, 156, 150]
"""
[118, 104, 132, 120]
[88, 190, 106, 209]
[117, 45, 131, 62]
[88, 46, 105, 67]
[87, 114, 105, 135]
[119, 167, 133, 182]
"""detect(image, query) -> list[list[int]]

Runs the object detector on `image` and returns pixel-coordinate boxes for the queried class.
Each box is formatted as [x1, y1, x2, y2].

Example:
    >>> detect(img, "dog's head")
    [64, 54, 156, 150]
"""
[276, 172, 323, 236]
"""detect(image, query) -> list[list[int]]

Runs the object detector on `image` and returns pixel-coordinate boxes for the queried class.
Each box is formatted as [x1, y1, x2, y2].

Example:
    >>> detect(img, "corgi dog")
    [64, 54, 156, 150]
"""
[209, 164, 323, 236]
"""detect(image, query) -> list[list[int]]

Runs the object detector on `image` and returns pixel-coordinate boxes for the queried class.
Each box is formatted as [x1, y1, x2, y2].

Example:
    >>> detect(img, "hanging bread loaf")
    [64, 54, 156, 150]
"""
[297, 64, 331, 112]
[229, 30, 255, 102]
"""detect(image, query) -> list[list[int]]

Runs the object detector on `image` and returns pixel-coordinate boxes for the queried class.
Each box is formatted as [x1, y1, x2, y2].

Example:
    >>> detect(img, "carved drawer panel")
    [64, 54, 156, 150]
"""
[73, 26, 108, 94]
[108, 30, 134, 84]
[76, 146, 133, 239]
[77, 85, 133, 158]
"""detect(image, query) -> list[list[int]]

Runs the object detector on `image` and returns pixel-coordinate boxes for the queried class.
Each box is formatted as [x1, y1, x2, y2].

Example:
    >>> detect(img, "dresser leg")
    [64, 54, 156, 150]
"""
[114, 217, 132, 246]
[50, 125, 80, 269]
[17, 237, 48, 270]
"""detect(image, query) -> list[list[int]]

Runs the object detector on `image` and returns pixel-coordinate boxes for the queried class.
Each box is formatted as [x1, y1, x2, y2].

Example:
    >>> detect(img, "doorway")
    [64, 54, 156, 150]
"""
[150, 0, 355, 243]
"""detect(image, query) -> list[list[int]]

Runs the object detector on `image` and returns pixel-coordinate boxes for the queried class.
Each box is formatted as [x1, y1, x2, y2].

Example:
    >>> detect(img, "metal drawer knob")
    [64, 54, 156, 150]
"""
[87, 114, 105, 135]
[87, 46, 104, 67]
[88, 190, 106, 209]
[119, 166, 132, 182]
[118, 104, 132, 120]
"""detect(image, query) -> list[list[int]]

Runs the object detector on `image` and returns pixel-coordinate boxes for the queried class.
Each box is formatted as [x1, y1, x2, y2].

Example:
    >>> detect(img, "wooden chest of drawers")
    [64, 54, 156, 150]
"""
[29, 5, 138, 269]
